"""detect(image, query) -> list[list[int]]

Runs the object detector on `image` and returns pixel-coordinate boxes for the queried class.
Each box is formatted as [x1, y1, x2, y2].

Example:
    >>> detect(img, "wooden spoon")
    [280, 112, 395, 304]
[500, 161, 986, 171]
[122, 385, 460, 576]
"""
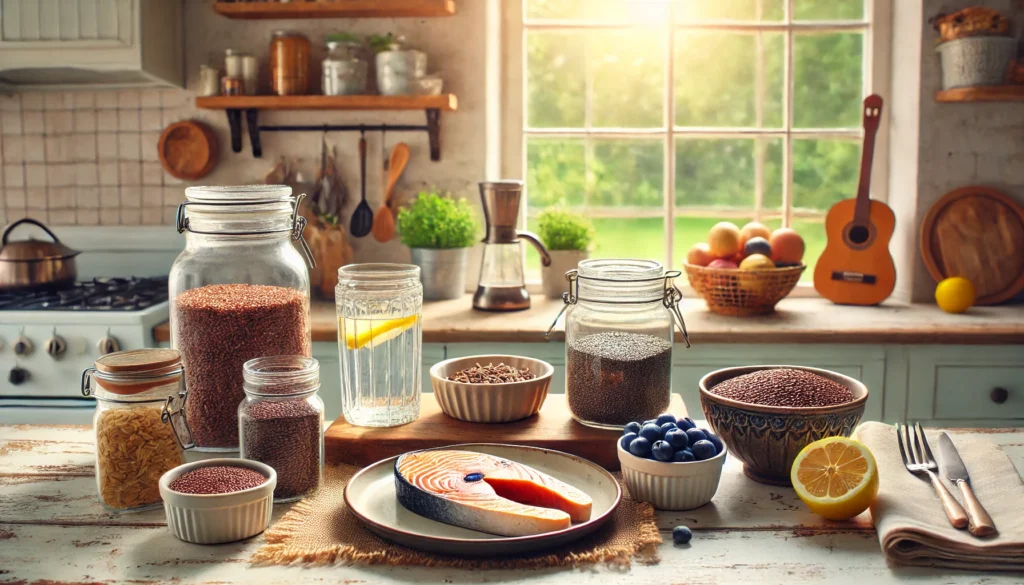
[372, 142, 410, 243]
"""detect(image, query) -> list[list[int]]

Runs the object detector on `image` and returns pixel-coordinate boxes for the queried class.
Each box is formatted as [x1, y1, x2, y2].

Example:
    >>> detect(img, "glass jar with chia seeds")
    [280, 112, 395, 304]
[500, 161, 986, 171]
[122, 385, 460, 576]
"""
[336, 264, 423, 427]
[169, 185, 314, 452]
[81, 349, 193, 513]
[552, 259, 689, 429]
[238, 355, 323, 502]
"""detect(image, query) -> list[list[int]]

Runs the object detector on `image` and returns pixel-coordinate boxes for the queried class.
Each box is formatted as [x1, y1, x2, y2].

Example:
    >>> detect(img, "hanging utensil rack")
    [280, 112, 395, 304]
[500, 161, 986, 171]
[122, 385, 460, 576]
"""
[194, 94, 457, 161]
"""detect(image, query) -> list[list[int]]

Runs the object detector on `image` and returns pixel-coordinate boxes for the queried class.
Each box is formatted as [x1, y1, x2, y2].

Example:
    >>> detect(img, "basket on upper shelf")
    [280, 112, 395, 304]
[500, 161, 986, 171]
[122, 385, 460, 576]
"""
[933, 7, 1011, 43]
[684, 263, 805, 316]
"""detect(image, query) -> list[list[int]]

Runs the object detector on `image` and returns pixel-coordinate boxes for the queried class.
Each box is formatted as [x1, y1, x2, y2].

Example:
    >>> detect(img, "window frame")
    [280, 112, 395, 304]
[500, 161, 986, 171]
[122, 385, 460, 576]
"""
[501, 0, 892, 291]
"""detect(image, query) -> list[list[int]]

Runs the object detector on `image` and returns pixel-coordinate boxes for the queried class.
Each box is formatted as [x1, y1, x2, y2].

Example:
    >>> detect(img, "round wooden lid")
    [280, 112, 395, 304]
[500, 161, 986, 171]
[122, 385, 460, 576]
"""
[95, 348, 181, 374]
[920, 186, 1024, 305]
[158, 120, 218, 181]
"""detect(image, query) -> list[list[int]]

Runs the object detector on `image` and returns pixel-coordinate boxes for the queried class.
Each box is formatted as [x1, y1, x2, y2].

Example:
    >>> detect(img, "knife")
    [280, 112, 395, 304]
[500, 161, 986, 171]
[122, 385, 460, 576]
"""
[938, 432, 997, 537]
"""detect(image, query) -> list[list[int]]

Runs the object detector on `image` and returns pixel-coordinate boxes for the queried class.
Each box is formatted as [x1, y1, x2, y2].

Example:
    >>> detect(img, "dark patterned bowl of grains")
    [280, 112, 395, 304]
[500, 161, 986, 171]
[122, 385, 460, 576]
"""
[430, 355, 553, 423]
[698, 365, 868, 486]
[159, 458, 276, 544]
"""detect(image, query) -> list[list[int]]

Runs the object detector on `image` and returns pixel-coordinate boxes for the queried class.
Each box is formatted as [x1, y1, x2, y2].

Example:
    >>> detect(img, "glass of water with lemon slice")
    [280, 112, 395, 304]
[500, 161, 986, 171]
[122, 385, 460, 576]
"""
[336, 264, 423, 426]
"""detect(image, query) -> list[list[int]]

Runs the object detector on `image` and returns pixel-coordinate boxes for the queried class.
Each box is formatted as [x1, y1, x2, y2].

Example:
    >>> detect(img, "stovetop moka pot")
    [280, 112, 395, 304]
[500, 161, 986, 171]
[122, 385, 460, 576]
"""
[473, 181, 551, 312]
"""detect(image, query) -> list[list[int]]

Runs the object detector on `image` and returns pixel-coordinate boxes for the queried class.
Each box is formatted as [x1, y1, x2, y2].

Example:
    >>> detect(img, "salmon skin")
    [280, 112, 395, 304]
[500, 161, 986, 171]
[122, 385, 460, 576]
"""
[395, 449, 593, 537]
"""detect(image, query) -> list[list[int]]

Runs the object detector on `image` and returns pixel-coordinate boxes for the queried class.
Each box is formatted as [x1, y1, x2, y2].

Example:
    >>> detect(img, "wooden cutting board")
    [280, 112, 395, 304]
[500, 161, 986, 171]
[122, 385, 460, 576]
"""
[920, 186, 1024, 305]
[325, 392, 688, 471]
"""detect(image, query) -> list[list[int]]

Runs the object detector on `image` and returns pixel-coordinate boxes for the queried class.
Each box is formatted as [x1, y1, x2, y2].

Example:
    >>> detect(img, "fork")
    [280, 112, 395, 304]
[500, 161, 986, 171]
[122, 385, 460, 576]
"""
[896, 422, 968, 529]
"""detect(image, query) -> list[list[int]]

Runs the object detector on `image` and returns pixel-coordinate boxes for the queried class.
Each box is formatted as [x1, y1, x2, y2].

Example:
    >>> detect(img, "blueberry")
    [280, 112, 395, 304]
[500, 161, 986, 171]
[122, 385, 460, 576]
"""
[624, 422, 641, 435]
[639, 423, 662, 443]
[672, 525, 692, 545]
[629, 437, 652, 458]
[677, 417, 696, 431]
[685, 428, 707, 445]
[660, 422, 678, 437]
[643, 419, 656, 426]
[704, 431, 724, 454]
[620, 432, 638, 451]
[656, 413, 676, 426]
[652, 440, 674, 462]
[692, 439, 717, 460]
[673, 449, 695, 462]
[664, 428, 689, 451]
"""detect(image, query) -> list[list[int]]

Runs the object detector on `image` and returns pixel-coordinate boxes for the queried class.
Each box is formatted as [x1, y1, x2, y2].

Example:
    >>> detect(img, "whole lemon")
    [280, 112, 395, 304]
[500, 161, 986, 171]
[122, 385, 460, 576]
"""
[739, 253, 774, 270]
[935, 277, 976, 313]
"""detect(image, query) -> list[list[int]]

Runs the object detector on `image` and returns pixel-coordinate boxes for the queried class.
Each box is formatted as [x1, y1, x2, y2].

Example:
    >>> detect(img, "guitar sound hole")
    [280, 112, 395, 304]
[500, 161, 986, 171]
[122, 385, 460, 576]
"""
[848, 225, 870, 245]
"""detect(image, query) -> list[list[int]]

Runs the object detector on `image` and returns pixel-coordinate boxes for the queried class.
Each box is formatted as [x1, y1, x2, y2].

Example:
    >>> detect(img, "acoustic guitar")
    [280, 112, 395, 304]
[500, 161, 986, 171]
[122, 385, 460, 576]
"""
[814, 94, 896, 305]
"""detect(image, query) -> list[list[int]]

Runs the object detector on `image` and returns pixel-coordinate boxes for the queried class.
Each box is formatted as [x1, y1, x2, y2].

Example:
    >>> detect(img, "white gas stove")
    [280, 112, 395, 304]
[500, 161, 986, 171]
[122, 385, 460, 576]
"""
[0, 277, 169, 424]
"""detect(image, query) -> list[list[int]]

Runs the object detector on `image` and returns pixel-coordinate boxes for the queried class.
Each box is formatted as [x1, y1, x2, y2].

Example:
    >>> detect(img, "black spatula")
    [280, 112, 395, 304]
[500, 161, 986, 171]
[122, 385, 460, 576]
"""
[349, 133, 373, 238]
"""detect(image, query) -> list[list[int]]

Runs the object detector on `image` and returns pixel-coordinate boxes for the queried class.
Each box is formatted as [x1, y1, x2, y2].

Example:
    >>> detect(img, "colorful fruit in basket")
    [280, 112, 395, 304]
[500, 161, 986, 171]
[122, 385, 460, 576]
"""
[708, 258, 738, 269]
[708, 222, 742, 258]
[743, 236, 772, 258]
[935, 276, 975, 314]
[686, 242, 715, 267]
[739, 222, 772, 247]
[769, 228, 805, 264]
[740, 254, 775, 270]
[791, 437, 879, 521]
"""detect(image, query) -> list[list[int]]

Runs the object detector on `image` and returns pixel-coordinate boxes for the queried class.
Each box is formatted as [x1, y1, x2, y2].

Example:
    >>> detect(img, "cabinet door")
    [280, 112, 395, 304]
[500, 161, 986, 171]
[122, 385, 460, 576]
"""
[907, 346, 1024, 426]
[672, 344, 887, 422]
[1, 0, 132, 47]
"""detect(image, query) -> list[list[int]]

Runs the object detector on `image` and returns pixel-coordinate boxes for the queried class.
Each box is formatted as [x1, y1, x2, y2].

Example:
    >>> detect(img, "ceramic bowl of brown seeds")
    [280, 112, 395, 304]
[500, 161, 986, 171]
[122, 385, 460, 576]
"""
[698, 365, 868, 487]
[430, 355, 553, 423]
[159, 458, 276, 544]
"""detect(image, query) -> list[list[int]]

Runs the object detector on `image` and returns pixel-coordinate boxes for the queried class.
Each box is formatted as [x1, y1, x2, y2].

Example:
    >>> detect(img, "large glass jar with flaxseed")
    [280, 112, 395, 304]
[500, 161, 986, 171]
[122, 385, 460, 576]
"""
[169, 185, 313, 452]
[556, 259, 689, 429]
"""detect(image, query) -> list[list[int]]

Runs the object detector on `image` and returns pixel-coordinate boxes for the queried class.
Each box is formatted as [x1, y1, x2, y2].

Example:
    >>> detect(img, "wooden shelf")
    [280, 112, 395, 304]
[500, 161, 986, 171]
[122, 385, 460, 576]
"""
[935, 85, 1024, 102]
[195, 94, 457, 112]
[194, 94, 456, 160]
[213, 0, 455, 19]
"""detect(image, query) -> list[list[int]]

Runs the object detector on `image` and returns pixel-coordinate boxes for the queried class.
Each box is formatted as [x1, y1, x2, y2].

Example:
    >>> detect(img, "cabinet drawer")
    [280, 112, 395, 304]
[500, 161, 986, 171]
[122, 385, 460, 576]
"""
[934, 366, 1023, 420]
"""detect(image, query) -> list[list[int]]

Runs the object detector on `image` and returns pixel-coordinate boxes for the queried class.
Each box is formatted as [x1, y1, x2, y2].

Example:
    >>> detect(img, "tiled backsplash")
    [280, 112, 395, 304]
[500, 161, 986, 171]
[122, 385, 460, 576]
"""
[0, 88, 195, 226]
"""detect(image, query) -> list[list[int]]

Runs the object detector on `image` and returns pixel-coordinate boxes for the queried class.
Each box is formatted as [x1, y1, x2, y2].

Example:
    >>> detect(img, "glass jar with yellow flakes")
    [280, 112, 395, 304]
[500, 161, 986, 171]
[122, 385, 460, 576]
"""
[81, 349, 192, 512]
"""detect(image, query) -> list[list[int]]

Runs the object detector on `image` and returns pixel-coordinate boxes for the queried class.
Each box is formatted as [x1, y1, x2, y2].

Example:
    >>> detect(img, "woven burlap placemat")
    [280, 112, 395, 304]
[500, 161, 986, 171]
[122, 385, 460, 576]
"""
[250, 464, 662, 569]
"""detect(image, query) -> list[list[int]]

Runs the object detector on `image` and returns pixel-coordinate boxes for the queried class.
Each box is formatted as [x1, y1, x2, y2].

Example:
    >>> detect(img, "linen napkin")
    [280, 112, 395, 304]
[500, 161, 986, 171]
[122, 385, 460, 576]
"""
[855, 421, 1024, 571]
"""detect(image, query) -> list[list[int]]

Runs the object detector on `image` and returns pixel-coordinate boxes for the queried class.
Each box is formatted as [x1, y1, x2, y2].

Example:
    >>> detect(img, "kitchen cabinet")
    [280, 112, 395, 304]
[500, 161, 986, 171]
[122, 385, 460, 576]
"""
[0, 0, 183, 89]
[906, 346, 1024, 427]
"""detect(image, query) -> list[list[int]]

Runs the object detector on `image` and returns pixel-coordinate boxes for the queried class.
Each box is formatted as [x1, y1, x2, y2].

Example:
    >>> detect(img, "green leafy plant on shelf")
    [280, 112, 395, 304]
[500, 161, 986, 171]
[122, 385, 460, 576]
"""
[536, 208, 594, 252]
[397, 189, 478, 249]
[369, 32, 404, 53]
[326, 32, 362, 45]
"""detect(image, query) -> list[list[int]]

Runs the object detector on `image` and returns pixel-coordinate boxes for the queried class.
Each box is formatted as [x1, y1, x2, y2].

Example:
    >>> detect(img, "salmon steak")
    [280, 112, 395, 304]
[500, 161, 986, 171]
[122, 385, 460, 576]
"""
[394, 449, 593, 537]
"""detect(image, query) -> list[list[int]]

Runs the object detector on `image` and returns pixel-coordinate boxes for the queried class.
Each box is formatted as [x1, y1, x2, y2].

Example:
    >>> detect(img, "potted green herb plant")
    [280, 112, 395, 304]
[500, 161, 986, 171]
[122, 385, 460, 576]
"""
[397, 189, 478, 300]
[536, 208, 595, 299]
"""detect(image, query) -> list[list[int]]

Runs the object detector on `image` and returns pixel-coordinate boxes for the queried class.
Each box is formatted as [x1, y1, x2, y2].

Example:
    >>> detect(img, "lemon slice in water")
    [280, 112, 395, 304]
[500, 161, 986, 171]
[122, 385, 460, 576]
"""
[342, 315, 420, 350]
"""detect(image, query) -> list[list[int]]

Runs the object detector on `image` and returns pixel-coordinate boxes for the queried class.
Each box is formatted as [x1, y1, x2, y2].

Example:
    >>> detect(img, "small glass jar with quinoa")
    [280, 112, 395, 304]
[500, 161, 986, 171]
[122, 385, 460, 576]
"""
[238, 355, 324, 502]
[169, 185, 314, 452]
[554, 259, 689, 429]
[81, 349, 192, 513]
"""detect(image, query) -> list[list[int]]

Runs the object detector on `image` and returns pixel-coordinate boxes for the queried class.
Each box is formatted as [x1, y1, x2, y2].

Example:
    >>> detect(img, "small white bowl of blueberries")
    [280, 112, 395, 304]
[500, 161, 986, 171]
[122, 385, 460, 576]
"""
[617, 413, 727, 511]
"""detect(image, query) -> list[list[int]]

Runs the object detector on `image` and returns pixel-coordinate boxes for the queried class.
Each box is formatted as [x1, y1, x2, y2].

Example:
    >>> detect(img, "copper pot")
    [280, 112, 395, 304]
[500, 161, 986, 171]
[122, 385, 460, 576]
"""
[0, 218, 80, 291]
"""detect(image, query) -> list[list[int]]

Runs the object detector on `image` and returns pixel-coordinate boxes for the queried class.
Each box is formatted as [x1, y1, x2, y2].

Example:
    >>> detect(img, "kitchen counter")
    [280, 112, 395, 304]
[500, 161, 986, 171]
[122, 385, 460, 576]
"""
[153, 295, 1024, 345]
[2, 424, 1022, 583]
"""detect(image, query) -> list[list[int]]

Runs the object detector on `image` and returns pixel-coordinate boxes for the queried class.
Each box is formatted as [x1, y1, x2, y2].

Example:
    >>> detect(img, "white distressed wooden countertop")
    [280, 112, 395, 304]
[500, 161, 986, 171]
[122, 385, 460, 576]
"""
[2, 424, 1022, 584]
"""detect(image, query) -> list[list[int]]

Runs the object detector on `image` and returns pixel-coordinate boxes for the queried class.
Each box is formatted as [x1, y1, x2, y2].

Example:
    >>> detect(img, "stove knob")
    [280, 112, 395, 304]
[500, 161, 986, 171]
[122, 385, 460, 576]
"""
[8, 367, 28, 385]
[45, 335, 67, 359]
[97, 336, 121, 356]
[13, 336, 32, 357]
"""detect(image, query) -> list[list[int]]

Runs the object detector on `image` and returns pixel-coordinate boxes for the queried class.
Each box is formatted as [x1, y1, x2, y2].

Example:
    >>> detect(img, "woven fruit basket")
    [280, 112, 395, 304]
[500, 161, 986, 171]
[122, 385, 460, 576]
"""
[684, 263, 806, 316]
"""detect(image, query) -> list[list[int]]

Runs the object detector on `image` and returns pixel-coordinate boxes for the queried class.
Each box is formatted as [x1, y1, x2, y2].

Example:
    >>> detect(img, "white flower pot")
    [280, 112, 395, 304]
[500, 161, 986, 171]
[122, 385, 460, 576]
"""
[410, 247, 468, 300]
[542, 250, 588, 299]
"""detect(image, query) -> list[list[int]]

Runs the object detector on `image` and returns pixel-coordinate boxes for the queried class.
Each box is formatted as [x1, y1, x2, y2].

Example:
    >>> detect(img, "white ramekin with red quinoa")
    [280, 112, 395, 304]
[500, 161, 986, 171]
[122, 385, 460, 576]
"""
[159, 458, 276, 544]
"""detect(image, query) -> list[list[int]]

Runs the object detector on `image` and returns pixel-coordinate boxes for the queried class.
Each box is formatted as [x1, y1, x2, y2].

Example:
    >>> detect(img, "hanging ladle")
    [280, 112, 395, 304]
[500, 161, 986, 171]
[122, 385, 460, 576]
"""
[349, 131, 373, 238]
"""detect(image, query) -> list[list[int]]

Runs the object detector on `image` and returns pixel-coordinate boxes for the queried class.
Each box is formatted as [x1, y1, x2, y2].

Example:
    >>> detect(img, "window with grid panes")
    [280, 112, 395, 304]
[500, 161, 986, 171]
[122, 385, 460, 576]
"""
[519, 0, 882, 282]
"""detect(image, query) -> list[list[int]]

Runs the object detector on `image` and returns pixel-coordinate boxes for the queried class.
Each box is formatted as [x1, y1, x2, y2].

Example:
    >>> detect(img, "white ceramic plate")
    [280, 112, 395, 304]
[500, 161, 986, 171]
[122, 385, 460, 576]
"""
[344, 443, 621, 556]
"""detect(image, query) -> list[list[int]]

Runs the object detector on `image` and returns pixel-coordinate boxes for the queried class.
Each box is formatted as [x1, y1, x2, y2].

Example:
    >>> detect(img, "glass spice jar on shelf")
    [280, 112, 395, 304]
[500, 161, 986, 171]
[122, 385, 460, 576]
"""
[336, 264, 423, 427]
[169, 185, 314, 452]
[322, 39, 367, 96]
[238, 355, 324, 502]
[549, 259, 690, 430]
[270, 30, 311, 95]
[81, 349, 193, 513]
